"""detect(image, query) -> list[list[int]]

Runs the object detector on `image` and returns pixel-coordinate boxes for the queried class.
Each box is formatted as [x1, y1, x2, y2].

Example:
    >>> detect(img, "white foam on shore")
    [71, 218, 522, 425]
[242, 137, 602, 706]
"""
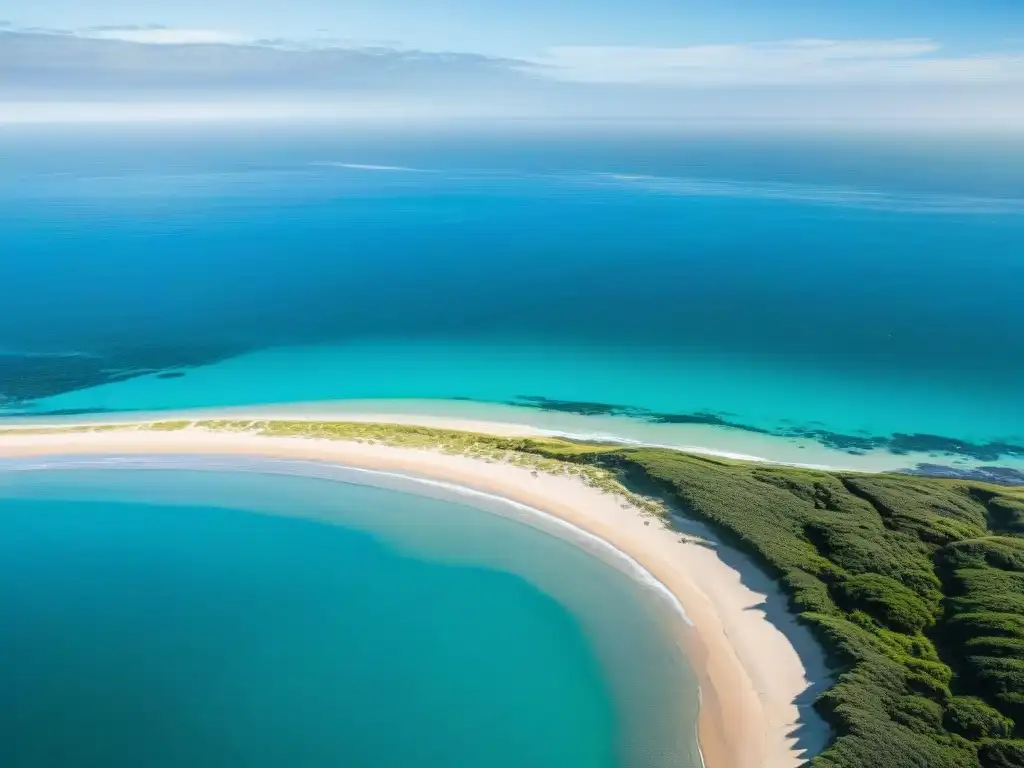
[0, 402, 947, 475]
[1, 452, 694, 627]
[219, 404, 917, 473]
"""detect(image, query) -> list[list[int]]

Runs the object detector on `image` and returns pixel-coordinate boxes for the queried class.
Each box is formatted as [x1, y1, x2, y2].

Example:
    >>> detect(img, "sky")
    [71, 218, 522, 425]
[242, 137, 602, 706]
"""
[3, 1, 1024, 126]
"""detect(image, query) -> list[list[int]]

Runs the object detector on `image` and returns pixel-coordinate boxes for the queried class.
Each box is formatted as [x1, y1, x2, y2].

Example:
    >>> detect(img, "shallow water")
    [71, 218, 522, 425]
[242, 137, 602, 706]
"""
[0, 461, 702, 768]
[2, 127, 1023, 474]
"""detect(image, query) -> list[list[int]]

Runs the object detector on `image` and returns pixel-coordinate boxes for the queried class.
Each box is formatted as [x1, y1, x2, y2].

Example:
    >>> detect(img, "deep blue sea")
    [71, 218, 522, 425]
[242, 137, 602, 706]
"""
[1, 125, 1023, 474]
[0, 461, 701, 767]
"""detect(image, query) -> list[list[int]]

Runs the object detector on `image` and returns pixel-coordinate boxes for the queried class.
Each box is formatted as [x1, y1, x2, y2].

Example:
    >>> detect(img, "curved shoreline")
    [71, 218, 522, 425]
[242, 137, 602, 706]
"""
[10, 452, 708, 767]
[10, 399, 1024, 483]
[4, 397, 1008, 476]
[0, 426, 832, 768]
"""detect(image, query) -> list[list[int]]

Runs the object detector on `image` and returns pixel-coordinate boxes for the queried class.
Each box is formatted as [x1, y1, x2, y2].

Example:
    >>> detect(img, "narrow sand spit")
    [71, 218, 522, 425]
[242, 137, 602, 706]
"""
[0, 427, 832, 767]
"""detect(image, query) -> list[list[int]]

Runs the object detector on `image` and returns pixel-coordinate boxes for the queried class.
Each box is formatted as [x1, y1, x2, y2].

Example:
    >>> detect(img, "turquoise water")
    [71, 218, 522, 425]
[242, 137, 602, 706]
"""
[2, 127, 1023, 475]
[24, 339, 1023, 445]
[0, 461, 701, 768]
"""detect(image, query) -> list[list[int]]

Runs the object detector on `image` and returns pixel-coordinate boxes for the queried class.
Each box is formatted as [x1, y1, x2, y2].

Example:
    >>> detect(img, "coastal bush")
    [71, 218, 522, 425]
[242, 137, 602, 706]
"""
[894, 695, 945, 733]
[972, 492, 1024, 535]
[978, 739, 1024, 768]
[965, 636, 1024, 658]
[940, 538, 1024, 571]
[945, 697, 1015, 740]
[835, 573, 935, 633]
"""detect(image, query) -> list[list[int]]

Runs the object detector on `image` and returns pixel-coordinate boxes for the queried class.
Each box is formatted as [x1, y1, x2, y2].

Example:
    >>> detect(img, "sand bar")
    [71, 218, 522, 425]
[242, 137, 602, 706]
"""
[0, 397, 964, 473]
[0, 425, 832, 768]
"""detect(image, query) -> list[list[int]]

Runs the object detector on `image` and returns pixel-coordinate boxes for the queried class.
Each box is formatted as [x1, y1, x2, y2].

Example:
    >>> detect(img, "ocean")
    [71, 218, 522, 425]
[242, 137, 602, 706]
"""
[0, 460, 701, 767]
[1, 124, 1023, 476]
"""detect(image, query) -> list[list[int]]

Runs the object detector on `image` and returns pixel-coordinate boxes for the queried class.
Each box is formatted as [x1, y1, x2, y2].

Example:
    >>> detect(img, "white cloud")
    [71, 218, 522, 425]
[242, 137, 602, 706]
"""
[83, 26, 244, 45]
[2, 30, 1023, 127]
[535, 38, 1024, 85]
[0, 99, 533, 124]
[0, 30, 527, 97]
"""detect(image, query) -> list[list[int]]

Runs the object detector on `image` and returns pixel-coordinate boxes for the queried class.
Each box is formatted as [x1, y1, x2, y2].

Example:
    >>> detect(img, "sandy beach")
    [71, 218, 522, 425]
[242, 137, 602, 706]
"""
[0, 424, 832, 768]
[0, 397, 962, 474]
[12, 398, 1022, 480]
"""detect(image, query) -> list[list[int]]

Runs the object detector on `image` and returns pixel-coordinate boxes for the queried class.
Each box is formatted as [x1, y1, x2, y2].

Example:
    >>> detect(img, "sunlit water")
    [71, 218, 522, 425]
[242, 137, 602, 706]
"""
[0, 460, 702, 767]
[2, 126, 1022, 477]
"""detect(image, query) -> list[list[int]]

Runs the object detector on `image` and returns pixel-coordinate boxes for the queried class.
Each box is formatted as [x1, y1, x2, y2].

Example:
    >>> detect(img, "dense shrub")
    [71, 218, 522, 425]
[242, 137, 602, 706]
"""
[836, 573, 935, 632]
[977, 739, 1024, 768]
[945, 697, 1015, 740]
[894, 695, 945, 733]
[981, 495, 1024, 535]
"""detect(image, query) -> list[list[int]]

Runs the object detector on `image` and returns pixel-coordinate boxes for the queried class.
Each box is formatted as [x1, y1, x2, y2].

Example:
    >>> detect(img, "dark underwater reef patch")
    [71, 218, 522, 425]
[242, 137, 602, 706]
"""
[514, 395, 774, 432]
[0, 346, 240, 415]
[902, 464, 1024, 486]
[509, 395, 1024, 465]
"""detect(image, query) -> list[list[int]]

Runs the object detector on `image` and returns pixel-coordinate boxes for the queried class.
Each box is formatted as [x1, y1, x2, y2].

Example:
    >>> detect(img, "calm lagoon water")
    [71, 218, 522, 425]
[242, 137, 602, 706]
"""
[0, 460, 701, 768]
[1, 126, 1023, 473]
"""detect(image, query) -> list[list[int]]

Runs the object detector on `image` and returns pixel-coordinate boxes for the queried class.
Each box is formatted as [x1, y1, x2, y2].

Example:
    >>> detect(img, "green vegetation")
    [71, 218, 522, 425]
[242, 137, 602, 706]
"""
[4, 418, 1024, 767]
[520, 443, 1024, 768]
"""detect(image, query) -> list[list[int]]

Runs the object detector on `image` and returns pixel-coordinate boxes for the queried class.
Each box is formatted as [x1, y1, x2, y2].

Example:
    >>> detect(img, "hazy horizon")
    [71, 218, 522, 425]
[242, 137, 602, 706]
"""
[3, 2, 1024, 128]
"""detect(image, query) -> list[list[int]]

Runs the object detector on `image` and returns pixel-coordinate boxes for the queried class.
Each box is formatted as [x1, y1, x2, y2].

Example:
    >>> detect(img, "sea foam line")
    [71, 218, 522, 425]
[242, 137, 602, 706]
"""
[310, 162, 422, 172]
[586, 172, 1024, 215]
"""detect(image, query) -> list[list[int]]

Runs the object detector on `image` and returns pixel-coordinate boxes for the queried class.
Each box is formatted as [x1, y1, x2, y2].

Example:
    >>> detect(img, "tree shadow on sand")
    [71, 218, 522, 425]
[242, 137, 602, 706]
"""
[620, 473, 836, 762]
